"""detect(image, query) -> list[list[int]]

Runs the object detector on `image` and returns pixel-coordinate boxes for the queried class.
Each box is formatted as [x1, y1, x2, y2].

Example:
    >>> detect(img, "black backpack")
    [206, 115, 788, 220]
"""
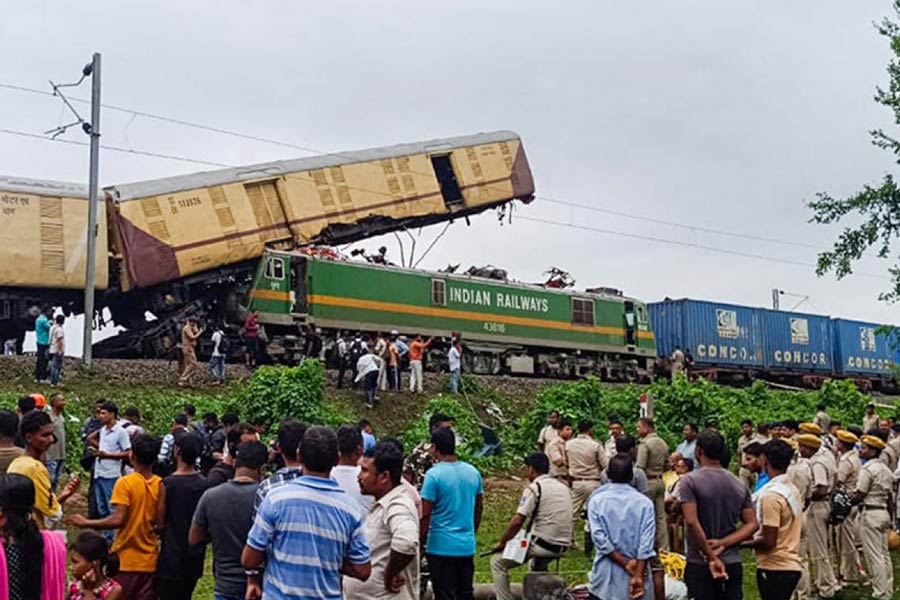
[829, 488, 853, 525]
[217, 331, 231, 355]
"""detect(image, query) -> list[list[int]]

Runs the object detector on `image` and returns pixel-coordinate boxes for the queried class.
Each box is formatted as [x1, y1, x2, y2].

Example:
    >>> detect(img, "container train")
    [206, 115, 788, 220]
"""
[649, 299, 899, 390]
[0, 130, 535, 355]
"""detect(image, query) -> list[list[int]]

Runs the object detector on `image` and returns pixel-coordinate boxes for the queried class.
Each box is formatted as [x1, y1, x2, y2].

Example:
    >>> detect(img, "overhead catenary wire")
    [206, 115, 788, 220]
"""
[0, 128, 232, 168]
[517, 215, 892, 280]
[2, 79, 891, 273]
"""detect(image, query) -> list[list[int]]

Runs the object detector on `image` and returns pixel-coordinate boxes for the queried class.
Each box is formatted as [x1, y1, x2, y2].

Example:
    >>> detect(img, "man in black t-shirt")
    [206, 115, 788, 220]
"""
[679, 431, 759, 600]
[155, 433, 207, 600]
[189, 442, 266, 600]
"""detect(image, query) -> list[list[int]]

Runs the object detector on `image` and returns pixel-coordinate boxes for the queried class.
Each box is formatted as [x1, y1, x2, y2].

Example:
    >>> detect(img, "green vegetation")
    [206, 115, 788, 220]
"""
[0, 358, 895, 600]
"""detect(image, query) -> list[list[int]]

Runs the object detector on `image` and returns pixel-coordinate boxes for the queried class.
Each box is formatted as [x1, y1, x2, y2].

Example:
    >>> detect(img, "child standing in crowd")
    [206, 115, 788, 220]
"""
[68, 531, 123, 600]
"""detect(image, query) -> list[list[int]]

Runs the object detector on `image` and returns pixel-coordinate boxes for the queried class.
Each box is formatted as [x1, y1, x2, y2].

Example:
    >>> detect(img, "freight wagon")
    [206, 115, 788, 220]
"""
[247, 250, 657, 380]
[649, 299, 896, 390]
[831, 319, 896, 383]
[0, 131, 535, 355]
[648, 299, 764, 382]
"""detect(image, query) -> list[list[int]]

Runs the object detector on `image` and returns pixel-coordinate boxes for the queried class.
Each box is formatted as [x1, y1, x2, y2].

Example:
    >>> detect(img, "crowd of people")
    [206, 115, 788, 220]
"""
[535, 402, 900, 600]
[172, 310, 466, 403]
[0, 382, 898, 600]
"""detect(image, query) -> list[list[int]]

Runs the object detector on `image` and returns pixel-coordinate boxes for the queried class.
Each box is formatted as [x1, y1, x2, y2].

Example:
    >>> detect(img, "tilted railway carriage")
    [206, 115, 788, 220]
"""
[248, 250, 657, 380]
[0, 131, 535, 354]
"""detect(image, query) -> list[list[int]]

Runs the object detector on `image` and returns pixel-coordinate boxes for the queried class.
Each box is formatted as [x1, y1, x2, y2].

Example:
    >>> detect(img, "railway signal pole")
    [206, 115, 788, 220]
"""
[82, 53, 101, 368]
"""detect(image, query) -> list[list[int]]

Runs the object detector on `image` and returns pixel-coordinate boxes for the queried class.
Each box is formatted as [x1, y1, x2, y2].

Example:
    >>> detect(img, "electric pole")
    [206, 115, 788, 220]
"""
[82, 53, 101, 367]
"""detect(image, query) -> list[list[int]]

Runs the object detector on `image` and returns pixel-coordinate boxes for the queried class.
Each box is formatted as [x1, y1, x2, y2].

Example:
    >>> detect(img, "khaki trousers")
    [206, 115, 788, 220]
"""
[646, 478, 667, 551]
[805, 501, 839, 598]
[836, 509, 862, 583]
[179, 349, 198, 384]
[490, 543, 559, 600]
[570, 480, 600, 540]
[859, 508, 894, 600]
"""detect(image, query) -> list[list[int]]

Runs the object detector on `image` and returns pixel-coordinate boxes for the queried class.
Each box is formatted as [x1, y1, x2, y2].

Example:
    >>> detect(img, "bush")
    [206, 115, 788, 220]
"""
[232, 360, 350, 429]
[400, 395, 484, 462]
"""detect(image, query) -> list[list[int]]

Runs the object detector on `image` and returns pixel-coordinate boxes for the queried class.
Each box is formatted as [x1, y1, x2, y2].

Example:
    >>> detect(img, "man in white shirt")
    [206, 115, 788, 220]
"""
[210, 325, 226, 385]
[448, 341, 462, 394]
[356, 346, 383, 409]
[48, 314, 65, 386]
[345, 440, 419, 600]
[332, 425, 374, 513]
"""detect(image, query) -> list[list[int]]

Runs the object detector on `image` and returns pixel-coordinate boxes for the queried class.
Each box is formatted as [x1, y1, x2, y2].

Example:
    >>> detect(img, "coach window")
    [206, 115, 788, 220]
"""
[432, 279, 446, 306]
[430, 154, 464, 206]
[266, 257, 285, 280]
[572, 298, 594, 326]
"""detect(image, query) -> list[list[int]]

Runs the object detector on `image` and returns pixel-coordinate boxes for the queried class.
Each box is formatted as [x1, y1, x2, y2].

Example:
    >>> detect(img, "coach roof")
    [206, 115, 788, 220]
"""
[0, 174, 88, 199]
[106, 130, 523, 201]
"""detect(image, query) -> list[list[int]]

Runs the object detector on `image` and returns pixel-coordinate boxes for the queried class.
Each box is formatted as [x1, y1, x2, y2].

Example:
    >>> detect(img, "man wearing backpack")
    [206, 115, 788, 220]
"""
[210, 324, 228, 385]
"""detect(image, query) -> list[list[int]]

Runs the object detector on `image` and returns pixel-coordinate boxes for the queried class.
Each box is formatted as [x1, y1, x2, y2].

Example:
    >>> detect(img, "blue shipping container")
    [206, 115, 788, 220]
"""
[832, 318, 894, 376]
[648, 299, 764, 369]
[760, 310, 833, 373]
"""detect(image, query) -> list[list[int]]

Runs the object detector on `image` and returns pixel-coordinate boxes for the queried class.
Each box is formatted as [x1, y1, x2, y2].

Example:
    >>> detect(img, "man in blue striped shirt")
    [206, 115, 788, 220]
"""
[242, 426, 371, 600]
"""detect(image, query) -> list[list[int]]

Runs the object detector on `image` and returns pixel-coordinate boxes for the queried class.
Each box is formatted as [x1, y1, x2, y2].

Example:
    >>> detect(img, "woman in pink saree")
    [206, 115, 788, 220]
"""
[0, 474, 66, 600]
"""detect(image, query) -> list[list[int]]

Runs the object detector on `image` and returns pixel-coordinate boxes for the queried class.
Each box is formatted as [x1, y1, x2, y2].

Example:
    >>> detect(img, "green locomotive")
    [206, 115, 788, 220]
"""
[247, 249, 656, 380]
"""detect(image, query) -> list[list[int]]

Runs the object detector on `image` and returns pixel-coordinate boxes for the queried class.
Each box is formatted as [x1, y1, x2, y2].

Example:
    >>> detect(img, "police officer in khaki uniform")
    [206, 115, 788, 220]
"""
[565, 420, 606, 545]
[852, 435, 895, 600]
[636, 416, 669, 550]
[797, 432, 840, 600]
[547, 422, 573, 481]
[834, 429, 863, 585]
[538, 410, 560, 453]
[787, 440, 813, 600]
[490, 453, 573, 600]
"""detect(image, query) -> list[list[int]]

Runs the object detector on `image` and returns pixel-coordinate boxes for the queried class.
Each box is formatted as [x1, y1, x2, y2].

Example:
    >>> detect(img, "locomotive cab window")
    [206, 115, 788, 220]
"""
[266, 257, 285, 280]
[430, 154, 464, 207]
[431, 279, 446, 306]
[571, 298, 594, 326]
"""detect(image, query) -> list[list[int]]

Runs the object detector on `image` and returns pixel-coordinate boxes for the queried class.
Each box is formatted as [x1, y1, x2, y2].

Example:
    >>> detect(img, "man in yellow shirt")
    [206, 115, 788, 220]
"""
[68, 433, 163, 600]
[8, 410, 79, 529]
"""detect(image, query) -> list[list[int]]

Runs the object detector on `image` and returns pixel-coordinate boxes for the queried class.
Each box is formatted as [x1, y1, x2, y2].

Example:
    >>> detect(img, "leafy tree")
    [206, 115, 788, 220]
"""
[809, 3, 900, 302]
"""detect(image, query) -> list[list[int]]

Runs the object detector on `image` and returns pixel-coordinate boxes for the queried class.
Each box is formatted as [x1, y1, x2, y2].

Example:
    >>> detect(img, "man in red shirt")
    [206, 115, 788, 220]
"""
[243, 311, 260, 368]
[408, 335, 432, 393]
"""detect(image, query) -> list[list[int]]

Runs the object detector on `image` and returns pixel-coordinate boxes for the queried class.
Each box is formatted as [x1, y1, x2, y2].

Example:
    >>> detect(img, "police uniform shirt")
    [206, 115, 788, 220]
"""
[516, 475, 573, 546]
[862, 414, 879, 434]
[809, 448, 836, 496]
[565, 435, 606, 479]
[636, 433, 668, 476]
[836, 450, 861, 491]
[546, 437, 568, 478]
[538, 425, 559, 449]
[856, 459, 894, 507]
[788, 458, 812, 501]
[878, 443, 898, 472]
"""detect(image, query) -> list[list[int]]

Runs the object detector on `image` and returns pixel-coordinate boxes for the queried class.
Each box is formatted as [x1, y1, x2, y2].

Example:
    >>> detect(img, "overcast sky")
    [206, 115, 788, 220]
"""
[3, 2, 900, 353]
